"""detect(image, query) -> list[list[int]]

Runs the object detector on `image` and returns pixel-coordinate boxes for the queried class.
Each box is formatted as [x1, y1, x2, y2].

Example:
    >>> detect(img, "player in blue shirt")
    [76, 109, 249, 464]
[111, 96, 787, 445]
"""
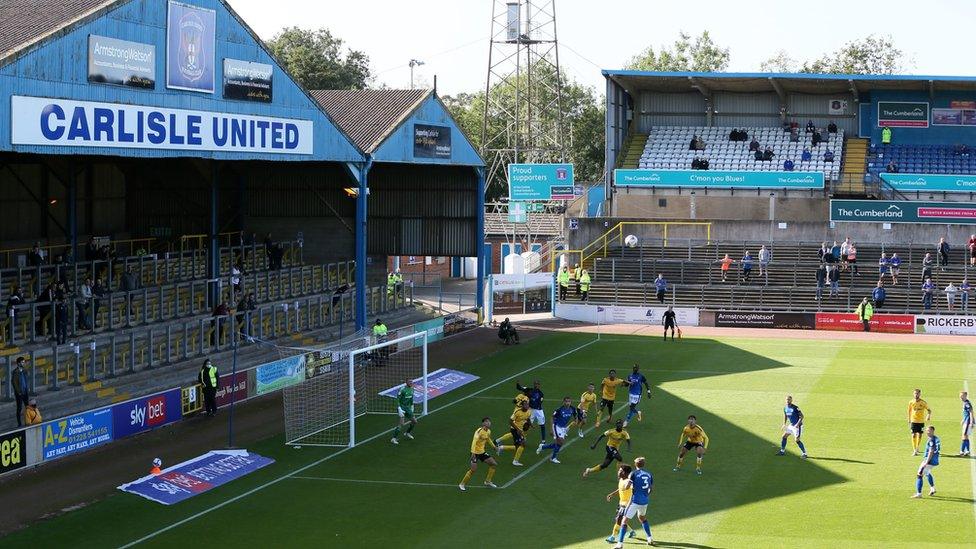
[777, 395, 807, 458]
[960, 391, 974, 456]
[912, 426, 940, 498]
[615, 456, 653, 548]
[516, 380, 546, 443]
[624, 364, 652, 426]
[537, 396, 576, 464]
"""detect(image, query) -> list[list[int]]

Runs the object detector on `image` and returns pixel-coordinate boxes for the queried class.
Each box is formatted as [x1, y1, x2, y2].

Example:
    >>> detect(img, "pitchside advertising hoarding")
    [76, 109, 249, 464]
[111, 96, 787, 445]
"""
[0, 429, 26, 474]
[42, 408, 113, 461]
[614, 169, 825, 190]
[118, 449, 274, 505]
[555, 303, 700, 326]
[88, 35, 155, 89]
[877, 101, 929, 128]
[830, 199, 976, 225]
[879, 173, 976, 193]
[112, 388, 183, 439]
[255, 354, 305, 395]
[413, 124, 451, 159]
[814, 312, 915, 333]
[702, 311, 815, 330]
[915, 315, 976, 335]
[508, 163, 575, 200]
[10, 96, 314, 155]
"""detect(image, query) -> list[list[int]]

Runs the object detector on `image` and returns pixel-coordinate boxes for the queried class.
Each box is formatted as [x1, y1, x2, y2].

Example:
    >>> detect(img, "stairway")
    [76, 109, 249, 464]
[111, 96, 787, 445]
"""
[616, 133, 648, 169]
[836, 137, 869, 196]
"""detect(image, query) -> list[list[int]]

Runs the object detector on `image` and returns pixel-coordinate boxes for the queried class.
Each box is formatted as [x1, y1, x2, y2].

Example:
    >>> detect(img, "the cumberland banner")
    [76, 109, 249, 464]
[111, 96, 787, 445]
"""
[880, 173, 976, 193]
[614, 169, 824, 189]
[830, 200, 976, 225]
[877, 101, 929, 128]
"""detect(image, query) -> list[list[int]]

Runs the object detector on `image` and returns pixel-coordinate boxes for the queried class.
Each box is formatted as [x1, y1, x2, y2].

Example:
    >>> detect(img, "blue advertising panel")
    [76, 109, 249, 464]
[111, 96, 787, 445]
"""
[614, 169, 825, 189]
[112, 388, 183, 439]
[42, 408, 113, 461]
[166, 1, 216, 93]
[830, 199, 976, 224]
[118, 450, 274, 505]
[880, 172, 976, 192]
[255, 355, 305, 395]
[379, 368, 479, 403]
[508, 163, 575, 200]
[413, 124, 451, 159]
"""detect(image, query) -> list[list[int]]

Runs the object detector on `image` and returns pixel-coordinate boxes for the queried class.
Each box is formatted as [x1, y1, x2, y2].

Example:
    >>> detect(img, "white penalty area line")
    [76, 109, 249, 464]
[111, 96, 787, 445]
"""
[118, 338, 599, 548]
[500, 425, 597, 489]
[290, 476, 484, 489]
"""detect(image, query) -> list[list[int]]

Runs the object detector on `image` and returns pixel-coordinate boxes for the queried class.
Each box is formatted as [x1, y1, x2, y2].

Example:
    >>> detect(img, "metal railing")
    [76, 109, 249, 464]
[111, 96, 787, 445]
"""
[554, 221, 713, 272]
[0, 238, 156, 270]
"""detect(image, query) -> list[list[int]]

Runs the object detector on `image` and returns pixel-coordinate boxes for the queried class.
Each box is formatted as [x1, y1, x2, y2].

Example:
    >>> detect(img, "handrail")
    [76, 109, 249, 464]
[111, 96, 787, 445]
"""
[0, 238, 156, 269]
[551, 221, 713, 272]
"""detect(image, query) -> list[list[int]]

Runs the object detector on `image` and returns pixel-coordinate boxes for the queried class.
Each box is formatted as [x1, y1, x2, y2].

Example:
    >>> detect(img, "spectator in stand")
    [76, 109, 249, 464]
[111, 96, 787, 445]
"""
[77, 277, 93, 330]
[873, 281, 886, 309]
[728, 128, 738, 141]
[741, 251, 754, 281]
[806, 120, 816, 133]
[558, 266, 570, 300]
[758, 245, 771, 278]
[938, 237, 950, 269]
[120, 266, 140, 317]
[816, 263, 827, 302]
[231, 260, 243, 298]
[749, 137, 760, 152]
[236, 292, 256, 338]
[969, 234, 976, 266]
[263, 232, 273, 266]
[922, 277, 935, 310]
[829, 264, 841, 297]
[823, 148, 835, 162]
[691, 157, 701, 169]
[817, 242, 830, 263]
[812, 129, 823, 147]
[789, 127, 800, 143]
[12, 357, 29, 427]
[847, 242, 859, 276]
[828, 121, 838, 134]
[579, 269, 591, 302]
[53, 282, 68, 345]
[762, 147, 775, 162]
[92, 276, 107, 328]
[881, 125, 892, 145]
[953, 143, 970, 156]
[85, 238, 99, 262]
[889, 253, 901, 285]
[945, 281, 958, 311]
[783, 158, 795, 171]
[198, 359, 218, 417]
[886, 160, 899, 173]
[270, 243, 285, 270]
[24, 398, 42, 426]
[689, 135, 699, 151]
[801, 148, 812, 162]
[28, 242, 44, 267]
[754, 149, 764, 161]
[855, 297, 874, 332]
[782, 121, 792, 133]
[700, 158, 709, 170]
[211, 301, 230, 345]
[921, 252, 934, 283]
[840, 238, 851, 271]
[655, 273, 667, 304]
[719, 254, 733, 283]
[694, 136, 706, 151]
[36, 281, 54, 338]
[831, 240, 842, 264]
[878, 253, 889, 284]
[961, 278, 971, 311]
[6, 285, 24, 328]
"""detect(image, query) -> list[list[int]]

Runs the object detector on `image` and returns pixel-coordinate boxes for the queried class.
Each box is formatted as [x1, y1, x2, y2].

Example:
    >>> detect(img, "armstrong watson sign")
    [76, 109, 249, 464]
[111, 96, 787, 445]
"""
[10, 96, 313, 155]
[830, 199, 976, 225]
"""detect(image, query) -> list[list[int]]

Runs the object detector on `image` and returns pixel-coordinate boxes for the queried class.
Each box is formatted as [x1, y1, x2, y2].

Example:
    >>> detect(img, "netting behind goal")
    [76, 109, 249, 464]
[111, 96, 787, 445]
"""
[282, 331, 428, 447]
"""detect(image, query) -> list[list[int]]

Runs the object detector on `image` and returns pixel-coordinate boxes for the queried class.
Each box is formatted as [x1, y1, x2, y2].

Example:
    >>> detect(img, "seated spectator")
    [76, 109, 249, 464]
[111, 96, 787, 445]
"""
[749, 138, 760, 152]
[823, 149, 835, 162]
[498, 317, 519, 345]
[789, 128, 799, 143]
[754, 149, 764, 161]
[700, 158, 709, 170]
[782, 121, 792, 133]
[954, 143, 969, 156]
[689, 135, 698, 150]
[691, 157, 702, 170]
[24, 398, 42, 425]
[694, 136, 706, 150]
[783, 159, 795, 171]
[811, 130, 823, 147]
[886, 160, 899, 173]
[738, 129, 748, 142]
[6, 285, 24, 325]
[84, 238, 99, 262]
[806, 120, 815, 133]
[762, 147, 775, 161]
[236, 292, 257, 337]
[728, 128, 739, 141]
[827, 121, 838, 134]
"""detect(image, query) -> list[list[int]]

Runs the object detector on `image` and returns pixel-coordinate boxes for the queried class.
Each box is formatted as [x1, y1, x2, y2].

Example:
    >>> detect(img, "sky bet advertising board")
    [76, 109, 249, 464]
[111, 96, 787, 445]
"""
[10, 96, 314, 155]
[112, 388, 183, 439]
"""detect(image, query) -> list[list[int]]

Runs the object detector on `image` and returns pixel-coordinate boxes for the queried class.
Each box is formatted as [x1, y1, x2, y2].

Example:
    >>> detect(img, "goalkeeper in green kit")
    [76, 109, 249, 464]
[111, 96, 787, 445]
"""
[391, 378, 418, 445]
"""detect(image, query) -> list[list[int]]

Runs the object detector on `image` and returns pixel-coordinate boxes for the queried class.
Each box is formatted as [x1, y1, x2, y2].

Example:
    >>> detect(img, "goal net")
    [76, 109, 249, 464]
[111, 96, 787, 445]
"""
[282, 330, 428, 447]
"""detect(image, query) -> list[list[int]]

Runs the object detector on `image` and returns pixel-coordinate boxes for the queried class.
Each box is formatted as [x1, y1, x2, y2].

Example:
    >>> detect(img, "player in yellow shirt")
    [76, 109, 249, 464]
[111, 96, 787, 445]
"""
[459, 417, 498, 491]
[908, 388, 932, 456]
[595, 369, 628, 428]
[496, 393, 532, 447]
[673, 415, 709, 475]
[497, 401, 532, 466]
[582, 419, 631, 477]
[604, 464, 638, 543]
[575, 383, 598, 438]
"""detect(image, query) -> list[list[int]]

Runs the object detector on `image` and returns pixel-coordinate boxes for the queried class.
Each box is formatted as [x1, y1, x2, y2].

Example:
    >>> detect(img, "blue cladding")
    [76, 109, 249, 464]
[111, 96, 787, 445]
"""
[371, 95, 483, 166]
[0, 0, 363, 162]
[864, 90, 976, 146]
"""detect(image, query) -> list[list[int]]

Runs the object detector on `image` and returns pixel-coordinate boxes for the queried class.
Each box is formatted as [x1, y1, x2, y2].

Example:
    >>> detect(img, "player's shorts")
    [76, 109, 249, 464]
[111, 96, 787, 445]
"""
[910, 422, 925, 434]
[664, 319, 675, 328]
[964, 420, 974, 437]
[918, 463, 937, 476]
[628, 393, 641, 406]
[471, 452, 492, 464]
[683, 441, 704, 451]
[509, 428, 525, 446]
[600, 398, 615, 410]
[605, 445, 622, 462]
[398, 407, 414, 419]
[891, 267, 900, 275]
[553, 425, 569, 439]
[615, 504, 629, 520]
[576, 407, 588, 422]
[530, 408, 545, 425]
[785, 424, 802, 438]
[623, 502, 648, 519]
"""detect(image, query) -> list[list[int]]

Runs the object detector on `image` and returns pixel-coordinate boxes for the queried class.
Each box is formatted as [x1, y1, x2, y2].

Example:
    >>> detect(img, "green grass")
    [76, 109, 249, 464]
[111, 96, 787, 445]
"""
[6, 332, 976, 548]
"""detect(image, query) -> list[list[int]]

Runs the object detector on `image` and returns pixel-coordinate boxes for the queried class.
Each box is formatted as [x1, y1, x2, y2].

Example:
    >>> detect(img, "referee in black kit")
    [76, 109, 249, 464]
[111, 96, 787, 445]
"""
[662, 306, 677, 341]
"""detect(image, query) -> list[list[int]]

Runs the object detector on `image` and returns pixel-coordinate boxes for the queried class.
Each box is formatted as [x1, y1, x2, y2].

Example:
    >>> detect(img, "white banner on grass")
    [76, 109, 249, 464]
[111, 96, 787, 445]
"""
[915, 314, 976, 335]
[556, 303, 699, 326]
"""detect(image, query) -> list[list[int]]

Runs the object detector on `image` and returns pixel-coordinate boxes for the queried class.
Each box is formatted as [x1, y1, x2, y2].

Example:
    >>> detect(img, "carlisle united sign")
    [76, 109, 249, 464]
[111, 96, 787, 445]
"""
[10, 96, 313, 155]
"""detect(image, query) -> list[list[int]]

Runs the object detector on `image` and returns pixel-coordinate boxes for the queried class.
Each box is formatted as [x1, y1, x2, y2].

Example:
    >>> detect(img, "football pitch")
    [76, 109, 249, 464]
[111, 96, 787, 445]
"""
[6, 330, 976, 548]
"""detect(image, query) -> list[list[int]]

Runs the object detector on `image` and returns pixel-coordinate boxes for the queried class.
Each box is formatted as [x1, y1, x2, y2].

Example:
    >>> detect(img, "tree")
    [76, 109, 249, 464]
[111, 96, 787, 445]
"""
[760, 35, 906, 75]
[266, 27, 371, 90]
[627, 31, 730, 72]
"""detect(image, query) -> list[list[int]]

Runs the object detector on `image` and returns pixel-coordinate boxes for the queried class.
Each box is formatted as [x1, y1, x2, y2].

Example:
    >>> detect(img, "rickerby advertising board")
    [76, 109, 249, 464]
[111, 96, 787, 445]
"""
[704, 311, 815, 330]
[223, 58, 273, 103]
[42, 408, 113, 461]
[112, 388, 183, 439]
[614, 169, 824, 190]
[555, 303, 700, 326]
[0, 429, 26, 474]
[88, 35, 155, 89]
[915, 314, 976, 335]
[815, 312, 914, 333]
[414, 124, 451, 159]
[166, 1, 216, 93]
[255, 354, 305, 395]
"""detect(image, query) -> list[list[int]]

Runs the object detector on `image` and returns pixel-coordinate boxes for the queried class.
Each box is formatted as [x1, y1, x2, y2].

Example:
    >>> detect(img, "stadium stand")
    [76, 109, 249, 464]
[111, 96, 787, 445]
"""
[638, 125, 844, 182]
[867, 144, 976, 181]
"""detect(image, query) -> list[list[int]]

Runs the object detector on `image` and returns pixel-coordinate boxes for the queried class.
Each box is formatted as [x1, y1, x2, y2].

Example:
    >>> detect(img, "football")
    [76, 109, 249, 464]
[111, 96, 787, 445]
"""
[152, 457, 162, 468]
[624, 234, 639, 248]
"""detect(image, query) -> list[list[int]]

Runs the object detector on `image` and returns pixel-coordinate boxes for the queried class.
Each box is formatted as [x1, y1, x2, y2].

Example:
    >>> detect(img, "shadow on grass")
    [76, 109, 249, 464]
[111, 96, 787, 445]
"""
[807, 456, 874, 464]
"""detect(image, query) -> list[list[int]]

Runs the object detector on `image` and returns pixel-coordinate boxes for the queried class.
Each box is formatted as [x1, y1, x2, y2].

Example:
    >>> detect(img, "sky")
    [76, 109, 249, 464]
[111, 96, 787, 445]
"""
[227, 0, 976, 97]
